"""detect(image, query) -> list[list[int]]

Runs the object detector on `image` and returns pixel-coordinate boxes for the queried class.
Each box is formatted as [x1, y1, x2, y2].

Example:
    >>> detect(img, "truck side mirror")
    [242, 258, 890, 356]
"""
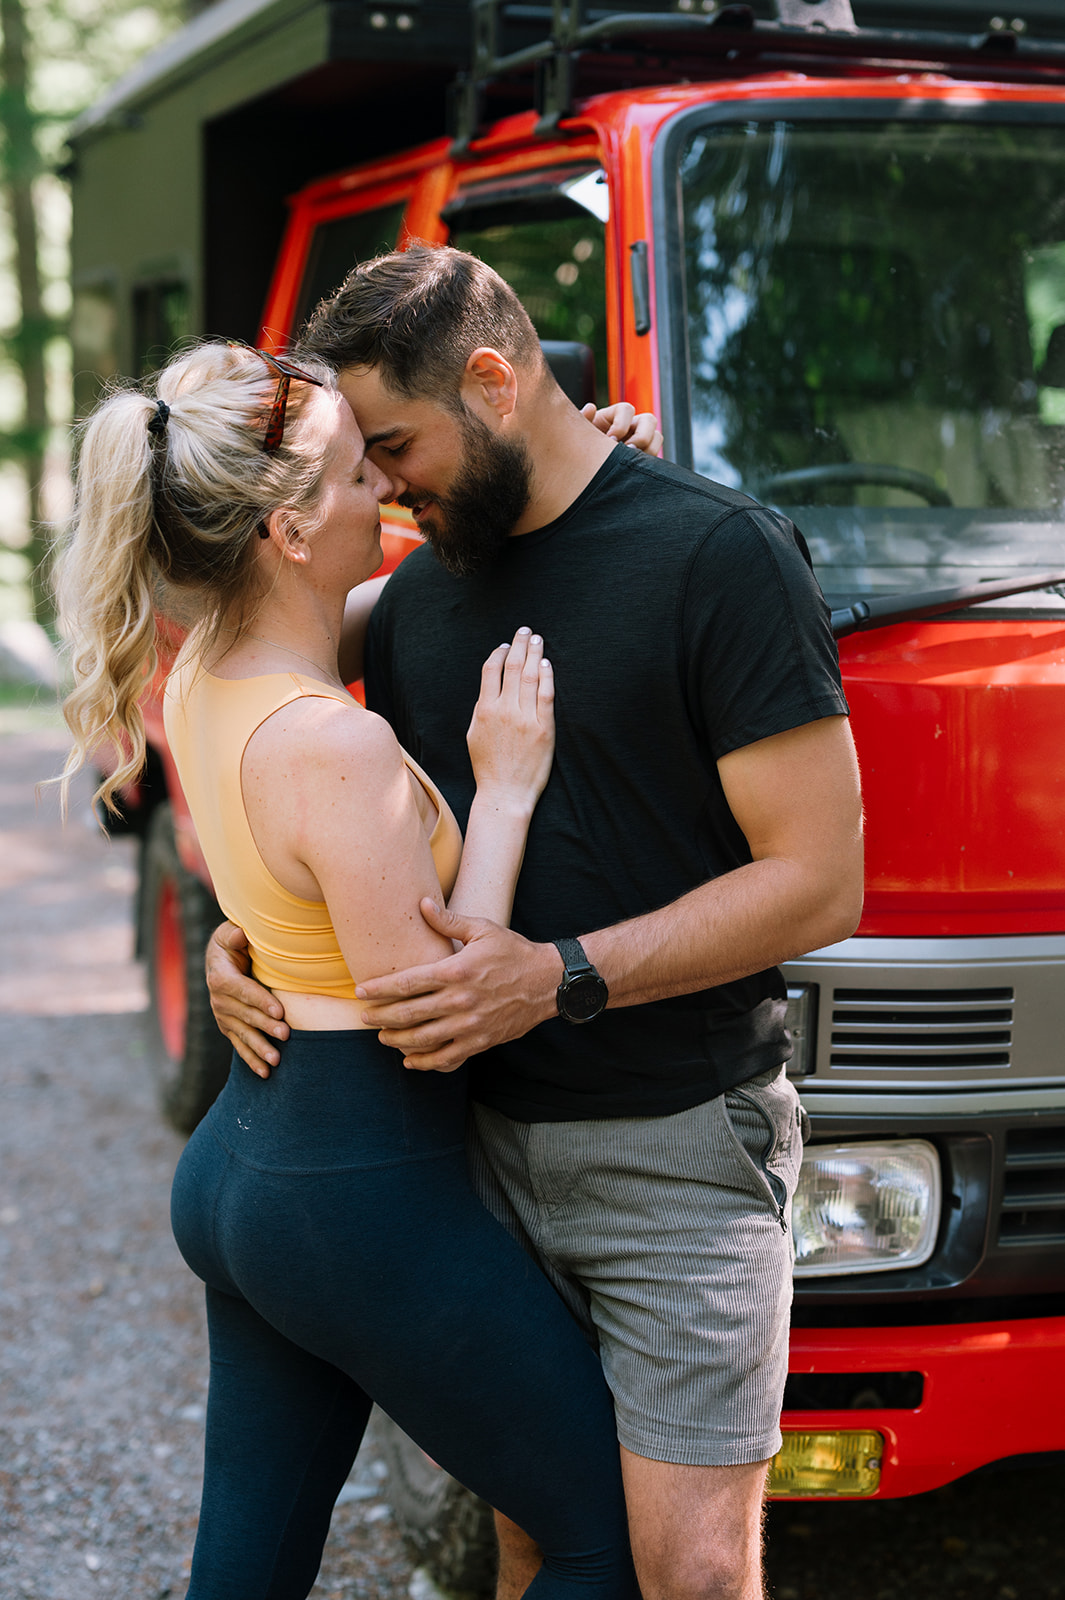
[540, 340, 596, 410]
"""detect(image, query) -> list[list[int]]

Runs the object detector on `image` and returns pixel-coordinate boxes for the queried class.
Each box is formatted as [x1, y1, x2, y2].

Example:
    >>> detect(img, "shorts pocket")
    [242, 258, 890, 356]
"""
[722, 1068, 805, 1230]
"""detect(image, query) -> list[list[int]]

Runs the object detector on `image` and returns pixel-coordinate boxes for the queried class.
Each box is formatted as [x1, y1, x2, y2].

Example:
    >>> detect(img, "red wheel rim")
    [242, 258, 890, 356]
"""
[155, 877, 188, 1062]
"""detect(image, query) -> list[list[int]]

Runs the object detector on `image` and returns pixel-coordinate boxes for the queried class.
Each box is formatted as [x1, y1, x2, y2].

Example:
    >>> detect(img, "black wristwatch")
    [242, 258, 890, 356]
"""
[552, 937, 609, 1025]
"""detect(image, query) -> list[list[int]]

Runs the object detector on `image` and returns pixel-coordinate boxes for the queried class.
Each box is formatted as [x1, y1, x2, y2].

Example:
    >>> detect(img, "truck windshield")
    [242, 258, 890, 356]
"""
[678, 118, 1065, 612]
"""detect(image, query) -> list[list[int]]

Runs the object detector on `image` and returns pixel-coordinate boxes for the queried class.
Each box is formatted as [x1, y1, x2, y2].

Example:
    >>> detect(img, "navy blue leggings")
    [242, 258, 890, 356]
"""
[170, 1033, 638, 1600]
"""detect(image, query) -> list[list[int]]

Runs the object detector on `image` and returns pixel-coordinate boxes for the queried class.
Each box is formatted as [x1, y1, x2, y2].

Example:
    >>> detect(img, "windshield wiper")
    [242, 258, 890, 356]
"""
[831, 571, 1065, 639]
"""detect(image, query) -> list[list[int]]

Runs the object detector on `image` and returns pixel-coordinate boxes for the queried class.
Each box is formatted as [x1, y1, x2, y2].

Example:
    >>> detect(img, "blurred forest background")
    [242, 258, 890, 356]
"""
[0, 0, 182, 682]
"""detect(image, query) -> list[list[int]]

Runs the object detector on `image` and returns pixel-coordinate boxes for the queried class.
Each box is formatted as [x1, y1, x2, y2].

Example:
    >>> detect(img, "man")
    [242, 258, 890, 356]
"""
[208, 245, 863, 1600]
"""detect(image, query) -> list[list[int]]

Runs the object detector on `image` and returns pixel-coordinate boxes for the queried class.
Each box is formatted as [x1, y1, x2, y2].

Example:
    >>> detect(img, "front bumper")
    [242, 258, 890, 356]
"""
[778, 1315, 1065, 1497]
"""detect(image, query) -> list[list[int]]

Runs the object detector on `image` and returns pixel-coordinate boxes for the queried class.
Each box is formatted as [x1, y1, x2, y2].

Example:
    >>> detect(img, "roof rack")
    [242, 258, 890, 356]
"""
[448, 0, 1065, 149]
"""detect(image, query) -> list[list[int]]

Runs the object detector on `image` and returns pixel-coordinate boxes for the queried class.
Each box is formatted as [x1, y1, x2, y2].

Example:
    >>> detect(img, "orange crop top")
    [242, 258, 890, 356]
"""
[163, 655, 463, 999]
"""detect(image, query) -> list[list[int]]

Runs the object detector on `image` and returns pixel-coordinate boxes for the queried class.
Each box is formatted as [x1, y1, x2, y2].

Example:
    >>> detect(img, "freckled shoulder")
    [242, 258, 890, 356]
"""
[245, 692, 391, 761]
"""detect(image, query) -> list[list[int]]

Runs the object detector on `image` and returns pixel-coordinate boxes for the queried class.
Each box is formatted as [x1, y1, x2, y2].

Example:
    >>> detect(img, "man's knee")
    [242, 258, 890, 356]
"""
[635, 1537, 763, 1600]
[622, 1449, 768, 1600]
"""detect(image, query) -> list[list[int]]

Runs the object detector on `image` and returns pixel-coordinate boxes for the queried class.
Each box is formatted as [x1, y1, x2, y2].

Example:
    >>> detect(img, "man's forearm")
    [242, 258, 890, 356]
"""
[338, 573, 390, 685]
[576, 714, 864, 1010]
[363, 851, 862, 1072]
[579, 853, 862, 1012]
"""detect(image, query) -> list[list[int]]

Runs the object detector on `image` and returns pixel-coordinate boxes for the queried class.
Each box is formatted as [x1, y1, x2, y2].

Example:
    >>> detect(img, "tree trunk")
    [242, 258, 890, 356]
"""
[1, 0, 53, 627]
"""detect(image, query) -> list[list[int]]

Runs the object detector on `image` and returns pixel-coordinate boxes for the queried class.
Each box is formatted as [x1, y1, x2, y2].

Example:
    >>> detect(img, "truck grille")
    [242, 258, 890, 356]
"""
[998, 1128, 1065, 1247]
[830, 987, 1014, 1071]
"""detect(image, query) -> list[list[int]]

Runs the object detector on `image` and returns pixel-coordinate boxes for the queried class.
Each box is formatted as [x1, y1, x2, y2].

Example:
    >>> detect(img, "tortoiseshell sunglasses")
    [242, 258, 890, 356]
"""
[229, 341, 325, 454]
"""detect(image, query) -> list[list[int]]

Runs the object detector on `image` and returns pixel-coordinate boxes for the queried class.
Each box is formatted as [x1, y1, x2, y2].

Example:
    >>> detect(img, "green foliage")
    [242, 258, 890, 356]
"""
[15, 0, 184, 149]
[0, 0, 184, 621]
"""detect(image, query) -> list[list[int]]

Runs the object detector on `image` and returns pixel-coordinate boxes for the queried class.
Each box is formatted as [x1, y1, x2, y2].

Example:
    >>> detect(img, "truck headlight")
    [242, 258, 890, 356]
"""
[793, 1140, 941, 1277]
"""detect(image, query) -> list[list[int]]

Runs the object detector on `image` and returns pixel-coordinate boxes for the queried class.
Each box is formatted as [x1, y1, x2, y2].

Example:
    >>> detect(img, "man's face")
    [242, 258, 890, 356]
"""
[338, 366, 531, 577]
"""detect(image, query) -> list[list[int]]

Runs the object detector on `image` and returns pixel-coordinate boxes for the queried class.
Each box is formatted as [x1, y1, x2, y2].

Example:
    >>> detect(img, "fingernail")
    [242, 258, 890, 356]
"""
[531, 635, 542, 645]
[355, 985, 366, 998]
[518, 626, 531, 636]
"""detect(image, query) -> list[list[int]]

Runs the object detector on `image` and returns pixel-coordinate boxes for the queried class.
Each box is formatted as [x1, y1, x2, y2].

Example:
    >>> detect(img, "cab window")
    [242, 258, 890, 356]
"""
[677, 119, 1065, 610]
[294, 202, 407, 331]
[446, 167, 609, 408]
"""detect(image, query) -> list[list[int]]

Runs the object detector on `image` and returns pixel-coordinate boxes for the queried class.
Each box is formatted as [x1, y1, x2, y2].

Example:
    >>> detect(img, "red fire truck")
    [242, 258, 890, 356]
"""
[68, 0, 1065, 1581]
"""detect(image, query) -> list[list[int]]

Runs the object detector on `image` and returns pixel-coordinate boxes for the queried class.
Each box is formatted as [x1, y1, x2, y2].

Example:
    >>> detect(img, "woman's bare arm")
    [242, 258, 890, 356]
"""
[337, 572, 390, 685]
[208, 630, 555, 1072]
[242, 696, 455, 987]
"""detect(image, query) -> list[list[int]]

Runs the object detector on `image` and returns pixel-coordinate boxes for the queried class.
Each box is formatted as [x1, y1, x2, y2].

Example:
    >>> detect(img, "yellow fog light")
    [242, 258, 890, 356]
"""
[767, 1430, 883, 1497]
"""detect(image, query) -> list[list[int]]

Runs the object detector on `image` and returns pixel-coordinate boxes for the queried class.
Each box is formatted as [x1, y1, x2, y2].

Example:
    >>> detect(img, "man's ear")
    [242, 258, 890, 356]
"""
[463, 347, 518, 422]
[261, 509, 309, 564]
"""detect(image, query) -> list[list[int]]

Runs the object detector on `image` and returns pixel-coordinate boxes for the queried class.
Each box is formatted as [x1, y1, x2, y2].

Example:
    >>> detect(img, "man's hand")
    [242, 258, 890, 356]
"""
[205, 921, 290, 1077]
[583, 401, 663, 457]
[356, 900, 563, 1071]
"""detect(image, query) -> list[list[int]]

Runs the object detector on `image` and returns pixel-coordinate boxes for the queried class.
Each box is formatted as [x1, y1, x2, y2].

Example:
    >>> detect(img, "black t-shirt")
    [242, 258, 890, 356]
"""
[365, 446, 848, 1121]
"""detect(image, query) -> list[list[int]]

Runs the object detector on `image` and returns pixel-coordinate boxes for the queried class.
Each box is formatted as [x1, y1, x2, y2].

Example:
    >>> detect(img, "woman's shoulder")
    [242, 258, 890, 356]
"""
[245, 691, 405, 790]
[243, 692, 421, 869]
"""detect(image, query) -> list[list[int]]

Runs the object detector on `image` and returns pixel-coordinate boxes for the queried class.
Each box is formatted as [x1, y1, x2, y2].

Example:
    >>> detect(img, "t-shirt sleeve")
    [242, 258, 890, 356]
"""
[681, 505, 849, 761]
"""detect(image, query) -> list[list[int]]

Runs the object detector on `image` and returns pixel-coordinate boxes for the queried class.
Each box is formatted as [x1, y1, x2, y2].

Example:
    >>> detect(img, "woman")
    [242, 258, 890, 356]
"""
[56, 341, 639, 1599]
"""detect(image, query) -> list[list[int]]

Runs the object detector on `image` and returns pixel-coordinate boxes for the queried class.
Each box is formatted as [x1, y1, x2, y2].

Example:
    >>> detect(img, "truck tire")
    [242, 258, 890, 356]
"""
[374, 1410, 497, 1598]
[142, 803, 231, 1133]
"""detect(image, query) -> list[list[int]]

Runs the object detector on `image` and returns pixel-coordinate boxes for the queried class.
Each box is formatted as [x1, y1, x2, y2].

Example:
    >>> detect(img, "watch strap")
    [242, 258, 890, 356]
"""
[552, 936, 594, 976]
[552, 937, 608, 1024]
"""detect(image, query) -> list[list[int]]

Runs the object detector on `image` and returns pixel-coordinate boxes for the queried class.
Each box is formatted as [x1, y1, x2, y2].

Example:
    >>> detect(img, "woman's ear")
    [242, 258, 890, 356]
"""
[261, 509, 309, 563]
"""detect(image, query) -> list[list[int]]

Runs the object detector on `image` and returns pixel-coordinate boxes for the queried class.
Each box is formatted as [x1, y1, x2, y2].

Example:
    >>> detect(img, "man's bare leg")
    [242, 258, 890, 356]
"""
[622, 1448, 769, 1600]
[494, 1510, 542, 1600]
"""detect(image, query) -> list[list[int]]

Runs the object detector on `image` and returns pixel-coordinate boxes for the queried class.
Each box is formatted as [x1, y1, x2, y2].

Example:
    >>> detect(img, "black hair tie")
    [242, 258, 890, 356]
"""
[147, 399, 170, 436]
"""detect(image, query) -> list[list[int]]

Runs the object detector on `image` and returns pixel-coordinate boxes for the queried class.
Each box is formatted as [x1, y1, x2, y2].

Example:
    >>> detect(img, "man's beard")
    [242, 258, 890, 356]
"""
[406, 408, 532, 577]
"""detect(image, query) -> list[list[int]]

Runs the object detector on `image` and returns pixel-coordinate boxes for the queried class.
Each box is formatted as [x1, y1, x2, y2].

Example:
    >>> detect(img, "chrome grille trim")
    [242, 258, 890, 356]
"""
[830, 985, 1014, 1070]
[783, 934, 1065, 1090]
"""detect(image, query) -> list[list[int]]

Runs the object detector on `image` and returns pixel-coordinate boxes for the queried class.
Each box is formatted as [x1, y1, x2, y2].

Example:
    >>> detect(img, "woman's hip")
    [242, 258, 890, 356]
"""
[203, 1030, 469, 1170]
[170, 1032, 471, 1292]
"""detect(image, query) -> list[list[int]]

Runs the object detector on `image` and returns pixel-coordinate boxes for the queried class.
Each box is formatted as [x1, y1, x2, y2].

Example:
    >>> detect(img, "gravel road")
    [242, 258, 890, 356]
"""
[1, 702, 1062, 1600]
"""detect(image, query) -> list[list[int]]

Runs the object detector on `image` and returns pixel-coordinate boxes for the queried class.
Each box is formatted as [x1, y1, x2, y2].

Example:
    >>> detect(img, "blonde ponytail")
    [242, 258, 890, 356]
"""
[54, 342, 334, 816]
[55, 391, 161, 814]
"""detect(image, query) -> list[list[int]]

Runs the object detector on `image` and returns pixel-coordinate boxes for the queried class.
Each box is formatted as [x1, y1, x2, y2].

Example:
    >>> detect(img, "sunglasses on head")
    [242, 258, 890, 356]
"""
[228, 341, 325, 455]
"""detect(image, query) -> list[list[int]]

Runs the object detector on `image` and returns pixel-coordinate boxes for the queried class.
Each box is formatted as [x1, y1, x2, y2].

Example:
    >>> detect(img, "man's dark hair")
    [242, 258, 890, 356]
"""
[297, 244, 544, 410]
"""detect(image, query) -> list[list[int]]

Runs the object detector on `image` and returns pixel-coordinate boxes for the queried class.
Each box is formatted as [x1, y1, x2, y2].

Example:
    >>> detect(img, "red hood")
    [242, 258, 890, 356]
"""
[842, 618, 1065, 937]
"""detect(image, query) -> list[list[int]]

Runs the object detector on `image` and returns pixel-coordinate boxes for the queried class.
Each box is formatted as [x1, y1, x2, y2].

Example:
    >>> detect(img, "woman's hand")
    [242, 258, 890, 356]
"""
[466, 627, 555, 811]
[583, 401, 663, 457]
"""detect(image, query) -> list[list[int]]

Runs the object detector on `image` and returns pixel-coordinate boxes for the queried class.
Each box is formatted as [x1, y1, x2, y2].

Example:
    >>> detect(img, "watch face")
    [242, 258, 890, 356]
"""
[561, 973, 607, 1023]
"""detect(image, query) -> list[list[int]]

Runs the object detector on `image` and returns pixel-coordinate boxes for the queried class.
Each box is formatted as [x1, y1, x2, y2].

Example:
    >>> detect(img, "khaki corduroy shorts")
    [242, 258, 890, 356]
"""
[468, 1066, 806, 1467]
